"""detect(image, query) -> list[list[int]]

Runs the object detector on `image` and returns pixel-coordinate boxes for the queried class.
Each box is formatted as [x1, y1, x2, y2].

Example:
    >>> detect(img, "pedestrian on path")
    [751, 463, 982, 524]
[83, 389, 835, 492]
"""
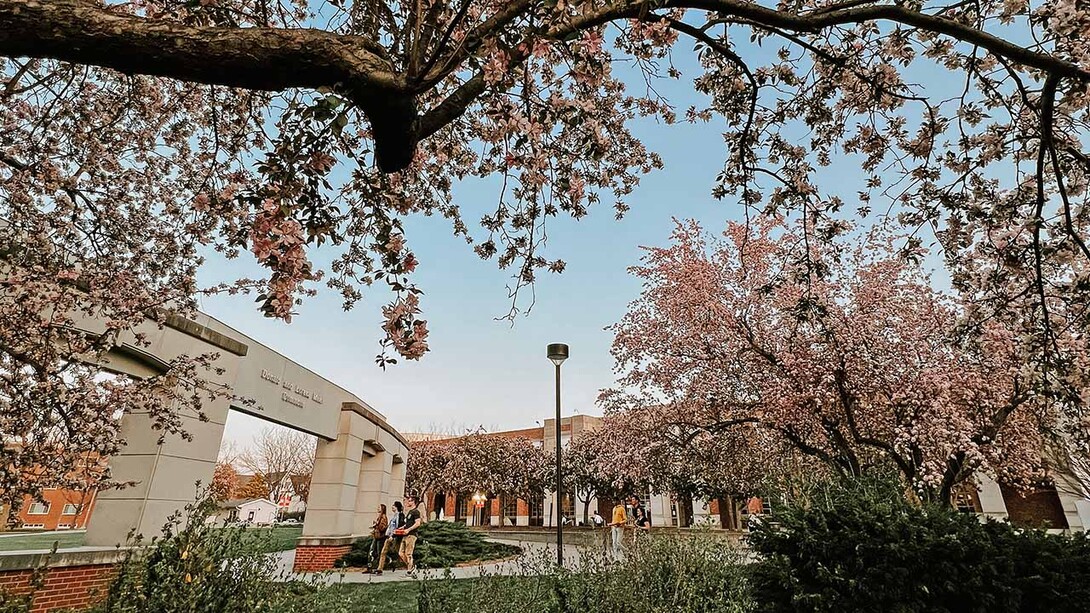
[367, 504, 389, 573]
[398, 495, 423, 571]
[375, 500, 404, 575]
[609, 501, 627, 559]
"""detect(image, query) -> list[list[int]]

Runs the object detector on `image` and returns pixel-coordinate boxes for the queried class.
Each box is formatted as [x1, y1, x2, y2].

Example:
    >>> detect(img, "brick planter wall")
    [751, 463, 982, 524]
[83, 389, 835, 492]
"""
[292, 536, 357, 572]
[0, 549, 123, 613]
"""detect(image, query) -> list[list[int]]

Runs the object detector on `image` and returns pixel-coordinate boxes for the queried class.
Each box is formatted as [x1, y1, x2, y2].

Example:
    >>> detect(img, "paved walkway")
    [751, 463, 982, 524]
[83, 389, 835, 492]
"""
[276, 538, 586, 584]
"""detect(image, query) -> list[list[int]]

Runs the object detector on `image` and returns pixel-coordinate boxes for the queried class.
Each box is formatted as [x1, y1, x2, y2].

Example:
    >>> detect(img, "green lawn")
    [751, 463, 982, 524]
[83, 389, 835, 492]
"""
[301, 579, 481, 613]
[241, 525, 303, 554]
[0, 525, 303, 553]
[0, 530, 85, 552]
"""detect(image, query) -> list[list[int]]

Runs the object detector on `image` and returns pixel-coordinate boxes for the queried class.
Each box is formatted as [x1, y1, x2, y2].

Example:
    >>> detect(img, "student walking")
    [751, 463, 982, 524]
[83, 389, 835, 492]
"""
[374, 500, 403, 575]
[398, 495, 424, 571]
[367, 503, 389, 572]
[609, 501, 627, 560]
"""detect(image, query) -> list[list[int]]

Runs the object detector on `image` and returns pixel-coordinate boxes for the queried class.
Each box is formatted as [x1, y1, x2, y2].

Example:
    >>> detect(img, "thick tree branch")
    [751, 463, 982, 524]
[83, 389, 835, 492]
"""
[3, 0, 1088, 175]
[0, 0, 425, 172]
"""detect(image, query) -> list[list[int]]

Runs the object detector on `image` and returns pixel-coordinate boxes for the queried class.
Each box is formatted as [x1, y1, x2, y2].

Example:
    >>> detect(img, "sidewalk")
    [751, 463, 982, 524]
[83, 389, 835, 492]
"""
[276, 538, 584, 584]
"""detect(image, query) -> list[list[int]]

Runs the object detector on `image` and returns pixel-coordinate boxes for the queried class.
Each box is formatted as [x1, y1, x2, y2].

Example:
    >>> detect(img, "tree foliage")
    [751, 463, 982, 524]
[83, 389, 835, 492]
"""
[237, 427, 316, 502]
[235, 472, 271, 500]
[2, 0, 1089, 500]
[406, 433, 550, 499]
[605, 219, 1089, 502]
[211, 462, 240, 502]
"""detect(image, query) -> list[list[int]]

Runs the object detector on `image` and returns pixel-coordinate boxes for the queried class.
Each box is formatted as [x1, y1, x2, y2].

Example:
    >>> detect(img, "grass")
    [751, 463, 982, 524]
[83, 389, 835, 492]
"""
[0, 525, 302, 553]
[299, 579, 482, 613]
[239, 525, 303, 554]
[0, 530, 85, 552]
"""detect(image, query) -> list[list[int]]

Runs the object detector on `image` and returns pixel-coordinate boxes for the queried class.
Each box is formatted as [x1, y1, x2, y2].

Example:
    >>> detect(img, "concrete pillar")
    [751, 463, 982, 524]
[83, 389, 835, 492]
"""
[85, 396, 230, 547]
[301, 407, 366, 539]
[353, 447, 392, 536]
[295, 403, 413, 572]
[389, 456, 406, 505]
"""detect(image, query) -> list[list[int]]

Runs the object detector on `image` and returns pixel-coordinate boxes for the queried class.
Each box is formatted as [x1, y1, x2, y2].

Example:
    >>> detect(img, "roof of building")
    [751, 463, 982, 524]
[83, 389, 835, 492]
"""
[217, 498, 276, 509]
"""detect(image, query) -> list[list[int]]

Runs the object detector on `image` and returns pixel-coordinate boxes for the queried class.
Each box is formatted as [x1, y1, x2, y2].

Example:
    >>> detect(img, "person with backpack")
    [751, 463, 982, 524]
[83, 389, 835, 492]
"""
[374, 500, 404, 575]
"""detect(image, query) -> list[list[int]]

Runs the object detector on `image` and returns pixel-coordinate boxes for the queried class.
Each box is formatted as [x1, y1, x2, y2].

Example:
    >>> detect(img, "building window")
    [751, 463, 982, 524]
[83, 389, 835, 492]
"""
[27, 502, 49, 515]
[502, 496, 519, 521]
[528, 494, 545, 527]
[62, 504, 79, 515]
[21, 523, 45, 529]
[57, 523, 71, 530]
[560, 493, 575, 520]
[459, 496, 474, 520]
[952, 490, 980, 514]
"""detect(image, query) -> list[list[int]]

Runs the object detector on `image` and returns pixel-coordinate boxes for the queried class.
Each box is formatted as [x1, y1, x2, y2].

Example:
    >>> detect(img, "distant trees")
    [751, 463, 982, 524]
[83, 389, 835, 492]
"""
[237, 427, 315, 502]
[407, 433, 550, 501]
[235, 472, 270, 500]
[211, 462, 240, 502]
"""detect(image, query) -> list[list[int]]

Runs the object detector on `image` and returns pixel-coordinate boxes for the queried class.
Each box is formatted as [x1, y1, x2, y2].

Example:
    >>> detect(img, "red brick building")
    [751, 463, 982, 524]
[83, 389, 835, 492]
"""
[7, 488, 97, 531]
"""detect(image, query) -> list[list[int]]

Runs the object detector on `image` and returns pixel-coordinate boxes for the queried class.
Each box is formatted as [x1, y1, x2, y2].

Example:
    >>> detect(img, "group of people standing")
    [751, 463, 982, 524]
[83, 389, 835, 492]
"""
[607, 495, 652, 559]
[365, 494, 424, 574]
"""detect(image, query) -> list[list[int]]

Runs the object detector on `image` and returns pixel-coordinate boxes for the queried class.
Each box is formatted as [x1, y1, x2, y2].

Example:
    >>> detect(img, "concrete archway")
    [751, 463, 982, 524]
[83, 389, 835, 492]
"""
[72, 310, 407, 570]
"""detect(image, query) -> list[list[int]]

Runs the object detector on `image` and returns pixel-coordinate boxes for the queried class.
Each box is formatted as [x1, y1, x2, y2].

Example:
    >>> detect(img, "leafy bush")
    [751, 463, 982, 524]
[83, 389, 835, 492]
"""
[89, 496, 319, 613]
[416, 531, 753, 613]
[337, 521, 520, 569]
[747, 476, 1090, 613]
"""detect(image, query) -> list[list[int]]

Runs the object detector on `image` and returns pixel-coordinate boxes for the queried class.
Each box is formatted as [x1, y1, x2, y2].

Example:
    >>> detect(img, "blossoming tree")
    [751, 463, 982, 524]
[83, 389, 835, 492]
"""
[405, 433, 550, 504]
[2, 0, 1089, 502]
[606, 219, 1089, 503]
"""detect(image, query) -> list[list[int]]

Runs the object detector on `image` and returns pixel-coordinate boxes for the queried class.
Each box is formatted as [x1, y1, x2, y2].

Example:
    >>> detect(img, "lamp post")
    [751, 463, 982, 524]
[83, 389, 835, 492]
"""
[547, 342, 569, 567]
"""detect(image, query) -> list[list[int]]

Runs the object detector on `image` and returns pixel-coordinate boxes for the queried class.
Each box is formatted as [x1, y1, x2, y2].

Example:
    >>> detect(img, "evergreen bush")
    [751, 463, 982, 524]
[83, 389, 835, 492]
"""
[337, 521, 520, 569]
[747, 476, 1090, 613]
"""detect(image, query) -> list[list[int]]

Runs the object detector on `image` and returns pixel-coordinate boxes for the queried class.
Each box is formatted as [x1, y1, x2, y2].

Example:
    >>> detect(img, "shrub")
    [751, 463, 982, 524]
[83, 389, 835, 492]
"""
[84, 493, 350, 613]
[337, 521, 520, 569]
[416, 531, 753, 613]
[747, 476, 1090, 613]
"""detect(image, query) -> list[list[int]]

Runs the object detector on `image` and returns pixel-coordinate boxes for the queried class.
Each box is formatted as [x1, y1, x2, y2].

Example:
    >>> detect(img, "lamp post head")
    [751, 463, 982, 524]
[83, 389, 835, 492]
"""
[547, 343, 569, 366]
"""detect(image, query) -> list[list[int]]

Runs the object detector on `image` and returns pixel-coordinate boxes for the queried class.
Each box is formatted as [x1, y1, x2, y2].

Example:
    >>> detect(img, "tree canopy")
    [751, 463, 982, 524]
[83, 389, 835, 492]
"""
[2, 0, 1089, 499]
[605, 218, 1089, 502]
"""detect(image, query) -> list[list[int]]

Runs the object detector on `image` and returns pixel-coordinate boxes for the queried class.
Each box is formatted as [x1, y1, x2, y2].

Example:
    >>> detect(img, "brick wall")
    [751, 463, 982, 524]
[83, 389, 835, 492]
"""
[293, 545, 352, 572]
[0, 563, 113, 612]
[1000, 483, 1069, 529]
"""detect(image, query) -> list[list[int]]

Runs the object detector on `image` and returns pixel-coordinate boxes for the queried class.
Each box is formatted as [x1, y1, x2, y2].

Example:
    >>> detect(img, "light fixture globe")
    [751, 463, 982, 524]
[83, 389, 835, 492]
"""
[547, 343, 569, 366]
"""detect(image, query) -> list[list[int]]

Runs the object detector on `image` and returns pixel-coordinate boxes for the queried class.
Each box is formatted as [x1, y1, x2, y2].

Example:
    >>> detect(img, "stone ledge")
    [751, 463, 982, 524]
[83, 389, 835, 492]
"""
[0, 547, 127, 572]
[295, 535, 358, 548]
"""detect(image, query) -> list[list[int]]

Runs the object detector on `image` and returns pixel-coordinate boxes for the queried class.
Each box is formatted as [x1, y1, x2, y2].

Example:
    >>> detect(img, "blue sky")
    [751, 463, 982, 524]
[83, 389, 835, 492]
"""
[203, 36, 951, 449]
[204, 50, 758, 446]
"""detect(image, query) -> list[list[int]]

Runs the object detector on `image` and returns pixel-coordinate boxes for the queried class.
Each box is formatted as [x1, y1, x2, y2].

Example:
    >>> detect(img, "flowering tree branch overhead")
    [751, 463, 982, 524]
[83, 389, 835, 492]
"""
[2, 1, 1089, 502]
